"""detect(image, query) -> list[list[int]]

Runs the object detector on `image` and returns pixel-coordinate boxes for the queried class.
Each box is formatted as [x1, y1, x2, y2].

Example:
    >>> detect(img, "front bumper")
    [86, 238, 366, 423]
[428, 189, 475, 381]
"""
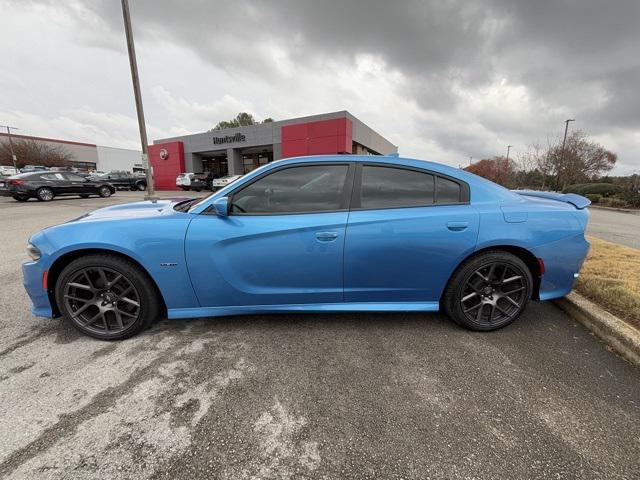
[22, 260, 54, 318]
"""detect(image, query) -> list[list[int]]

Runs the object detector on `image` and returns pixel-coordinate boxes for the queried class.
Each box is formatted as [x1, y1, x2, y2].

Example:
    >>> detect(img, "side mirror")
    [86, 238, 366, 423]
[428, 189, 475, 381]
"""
[213, 196, 229, 217]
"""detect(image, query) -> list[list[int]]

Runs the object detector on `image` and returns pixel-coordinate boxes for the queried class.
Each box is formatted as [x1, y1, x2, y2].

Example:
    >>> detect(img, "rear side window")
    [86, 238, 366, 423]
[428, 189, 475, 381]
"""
[231, 165, 349, 214]
[360, 166, 434, 209]
[436, 176, 462, 203]
[40, 173, 65, 181]
[65, 174, 87, 182]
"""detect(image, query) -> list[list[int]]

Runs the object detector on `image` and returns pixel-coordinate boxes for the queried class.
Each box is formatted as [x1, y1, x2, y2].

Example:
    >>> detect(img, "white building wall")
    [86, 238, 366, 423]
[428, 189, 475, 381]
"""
[96, 146, 142, 172]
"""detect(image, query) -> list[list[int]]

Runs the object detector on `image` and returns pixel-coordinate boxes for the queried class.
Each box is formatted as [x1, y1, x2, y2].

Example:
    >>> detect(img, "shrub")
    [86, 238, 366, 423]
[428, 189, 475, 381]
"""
[563, 183, 623, 196]
[585, 194, 602, 203]
[600, 197, 629, 208]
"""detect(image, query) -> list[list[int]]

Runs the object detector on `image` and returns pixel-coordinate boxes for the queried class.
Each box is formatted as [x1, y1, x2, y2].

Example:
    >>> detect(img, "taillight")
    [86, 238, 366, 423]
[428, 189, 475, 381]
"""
[9, 179, 24, 186]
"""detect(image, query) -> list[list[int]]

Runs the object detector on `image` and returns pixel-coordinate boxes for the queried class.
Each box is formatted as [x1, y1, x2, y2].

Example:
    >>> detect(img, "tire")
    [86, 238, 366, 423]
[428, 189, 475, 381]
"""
[442, 251, 532, 331]
[55, 254, 161, 340]
[136, 182, 146, 191]
[36, 187, 54, 202]
[13, 195, 29, 202]
[99, 186, 112, 198]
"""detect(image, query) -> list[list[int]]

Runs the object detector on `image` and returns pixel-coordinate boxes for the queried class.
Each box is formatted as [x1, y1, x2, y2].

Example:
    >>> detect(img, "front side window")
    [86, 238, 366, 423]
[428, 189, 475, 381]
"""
[231, 165, 349, 214]
[360, 166, 434, 209]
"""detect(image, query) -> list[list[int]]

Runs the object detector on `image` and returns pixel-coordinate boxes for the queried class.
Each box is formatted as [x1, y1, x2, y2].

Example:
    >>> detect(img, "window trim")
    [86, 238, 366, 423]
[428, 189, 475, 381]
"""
[350, 163, 470, 211]
[213, 162, 356, 216]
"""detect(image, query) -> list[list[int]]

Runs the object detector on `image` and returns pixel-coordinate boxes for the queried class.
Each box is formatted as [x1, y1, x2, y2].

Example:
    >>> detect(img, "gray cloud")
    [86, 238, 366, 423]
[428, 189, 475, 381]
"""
[3, 0, 639, 172]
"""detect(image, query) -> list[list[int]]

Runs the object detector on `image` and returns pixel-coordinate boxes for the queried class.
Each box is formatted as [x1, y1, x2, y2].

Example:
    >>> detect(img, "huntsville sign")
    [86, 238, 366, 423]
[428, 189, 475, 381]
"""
[212, 133, 246, 145]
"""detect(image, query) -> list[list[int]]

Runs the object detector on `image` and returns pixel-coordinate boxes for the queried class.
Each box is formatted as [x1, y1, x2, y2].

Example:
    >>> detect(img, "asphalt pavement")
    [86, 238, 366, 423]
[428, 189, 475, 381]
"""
[587, 207, 640, 249]
[0, 191, 638, 479]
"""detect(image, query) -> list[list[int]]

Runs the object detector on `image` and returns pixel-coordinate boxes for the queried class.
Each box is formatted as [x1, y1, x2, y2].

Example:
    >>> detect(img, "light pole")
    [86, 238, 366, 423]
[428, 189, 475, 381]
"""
[559, 119, 575, 189]
[469, 156, 473, 166]
[506, 145, 512, 162]
[560, 119, 575, 163]
[0, 125, 19, 170]
[121, 0, 156, 201]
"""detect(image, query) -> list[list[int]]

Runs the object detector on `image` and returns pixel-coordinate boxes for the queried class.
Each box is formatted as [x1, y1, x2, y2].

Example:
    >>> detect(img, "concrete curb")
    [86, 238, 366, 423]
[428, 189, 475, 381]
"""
[554, 292, 640, 366]
[590, 205, 640, 215]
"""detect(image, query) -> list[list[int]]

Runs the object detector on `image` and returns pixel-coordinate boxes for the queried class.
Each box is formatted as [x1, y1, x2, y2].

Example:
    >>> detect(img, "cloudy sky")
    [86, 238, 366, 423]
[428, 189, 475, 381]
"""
[1, 0, 639, 174]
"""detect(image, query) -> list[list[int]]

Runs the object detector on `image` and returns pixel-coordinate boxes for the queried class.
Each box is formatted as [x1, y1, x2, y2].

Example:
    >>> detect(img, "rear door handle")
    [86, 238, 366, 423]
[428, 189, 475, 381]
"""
[447, 221, 468, 232]
[315, 231, 339, 242]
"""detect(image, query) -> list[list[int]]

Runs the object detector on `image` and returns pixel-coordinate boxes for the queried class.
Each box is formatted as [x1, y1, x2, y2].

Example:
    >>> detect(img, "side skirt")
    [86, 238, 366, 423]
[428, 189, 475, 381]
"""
[167, 302, 441, 320]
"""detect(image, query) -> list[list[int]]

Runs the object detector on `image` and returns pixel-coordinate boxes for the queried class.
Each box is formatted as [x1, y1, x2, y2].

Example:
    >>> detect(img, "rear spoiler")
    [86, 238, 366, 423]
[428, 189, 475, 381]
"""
[512, 190, 591, 209]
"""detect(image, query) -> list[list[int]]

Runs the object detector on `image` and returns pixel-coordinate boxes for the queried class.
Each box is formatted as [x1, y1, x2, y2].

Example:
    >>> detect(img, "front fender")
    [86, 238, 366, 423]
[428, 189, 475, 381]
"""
[32, 215, 200, 310]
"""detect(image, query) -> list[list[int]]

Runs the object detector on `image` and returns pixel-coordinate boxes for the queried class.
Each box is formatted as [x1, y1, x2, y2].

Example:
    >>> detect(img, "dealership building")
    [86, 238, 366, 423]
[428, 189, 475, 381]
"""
[0, 132, 143, 172]
[150, 111, 397, 189]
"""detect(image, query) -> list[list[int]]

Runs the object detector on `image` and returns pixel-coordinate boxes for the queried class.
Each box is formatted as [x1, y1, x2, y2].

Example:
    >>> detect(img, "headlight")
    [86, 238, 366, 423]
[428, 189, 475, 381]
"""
[27, 243, 41, 261]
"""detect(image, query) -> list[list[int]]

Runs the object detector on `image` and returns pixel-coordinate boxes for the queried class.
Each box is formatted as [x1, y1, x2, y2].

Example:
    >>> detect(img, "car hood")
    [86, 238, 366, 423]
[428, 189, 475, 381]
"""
[70, 198, 191, 222]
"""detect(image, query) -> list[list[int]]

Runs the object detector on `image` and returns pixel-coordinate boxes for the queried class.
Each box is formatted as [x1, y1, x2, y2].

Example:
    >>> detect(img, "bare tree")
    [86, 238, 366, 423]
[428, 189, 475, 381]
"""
[0, 138, 74, 168]
[548, 130, 616, 189]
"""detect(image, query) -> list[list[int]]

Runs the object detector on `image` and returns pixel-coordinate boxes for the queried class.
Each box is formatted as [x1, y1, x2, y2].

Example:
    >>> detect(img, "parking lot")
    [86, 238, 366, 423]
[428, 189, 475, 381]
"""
[0, 192, 638, 479]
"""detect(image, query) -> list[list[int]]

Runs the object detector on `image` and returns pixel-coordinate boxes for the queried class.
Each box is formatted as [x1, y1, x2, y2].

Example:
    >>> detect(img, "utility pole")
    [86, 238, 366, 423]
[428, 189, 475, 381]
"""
[559, 119, 575, 189]
[121, 0, 156, 201]
[0, 125, 19, 170]
[469, 156, 473, 166]
[506, 145, 512, 162]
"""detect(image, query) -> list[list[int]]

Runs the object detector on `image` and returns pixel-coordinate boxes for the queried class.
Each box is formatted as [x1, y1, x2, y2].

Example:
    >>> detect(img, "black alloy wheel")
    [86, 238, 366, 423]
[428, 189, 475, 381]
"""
[56, 254, 160, 340]
[99, 186, 112, 197]
[443, 251, 532, 331]
[36, 187, 54, 202]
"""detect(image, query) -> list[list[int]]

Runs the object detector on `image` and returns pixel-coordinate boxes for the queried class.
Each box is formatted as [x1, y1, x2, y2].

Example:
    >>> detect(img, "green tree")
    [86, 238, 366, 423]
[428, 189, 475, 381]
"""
[211, 112, 274, 131]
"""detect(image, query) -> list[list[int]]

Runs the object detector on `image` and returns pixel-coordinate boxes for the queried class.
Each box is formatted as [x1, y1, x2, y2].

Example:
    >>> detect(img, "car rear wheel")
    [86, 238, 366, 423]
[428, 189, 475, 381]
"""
[136, 182, 146, 191]
[99, 186, 112, 197]
[36, 187, 54, 202]
[12, 195, 29, 202]
[443, 251, 532, 331]
[55, 254, 160, 340]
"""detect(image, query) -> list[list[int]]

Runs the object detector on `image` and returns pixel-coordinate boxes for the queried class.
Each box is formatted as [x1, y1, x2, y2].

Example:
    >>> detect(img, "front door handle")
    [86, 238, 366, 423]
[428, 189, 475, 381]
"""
[315, 231, 339, 242]
[447, 221, 468, 232]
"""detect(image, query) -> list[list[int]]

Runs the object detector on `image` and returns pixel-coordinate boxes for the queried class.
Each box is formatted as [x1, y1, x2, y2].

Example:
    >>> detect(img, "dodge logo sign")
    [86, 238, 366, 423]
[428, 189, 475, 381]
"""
[159, 148, 169, 160]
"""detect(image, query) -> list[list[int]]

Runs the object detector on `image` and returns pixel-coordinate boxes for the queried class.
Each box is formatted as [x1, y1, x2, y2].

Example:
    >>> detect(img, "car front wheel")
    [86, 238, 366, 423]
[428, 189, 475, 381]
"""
[55, 254, 161, 340]
[443, 251, 532, 331]
[13, 195, 29, 202]
[99, 186, 112, 197]
[36, 187, 54, 202]
[136, 182, 146, 191]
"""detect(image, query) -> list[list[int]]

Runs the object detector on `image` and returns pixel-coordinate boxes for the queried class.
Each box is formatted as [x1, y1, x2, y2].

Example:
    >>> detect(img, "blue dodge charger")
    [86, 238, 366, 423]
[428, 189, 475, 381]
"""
[23, 156, 590, 340]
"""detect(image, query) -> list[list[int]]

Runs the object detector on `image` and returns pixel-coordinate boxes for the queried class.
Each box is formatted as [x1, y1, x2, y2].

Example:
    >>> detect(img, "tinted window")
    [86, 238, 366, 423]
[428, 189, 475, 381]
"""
[360, 166, 434, 209]
[231, 165, 349, 214]
[436, 176, 462, 203]
[65, 173, 88, 182]
[40, 173, 65, 181]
